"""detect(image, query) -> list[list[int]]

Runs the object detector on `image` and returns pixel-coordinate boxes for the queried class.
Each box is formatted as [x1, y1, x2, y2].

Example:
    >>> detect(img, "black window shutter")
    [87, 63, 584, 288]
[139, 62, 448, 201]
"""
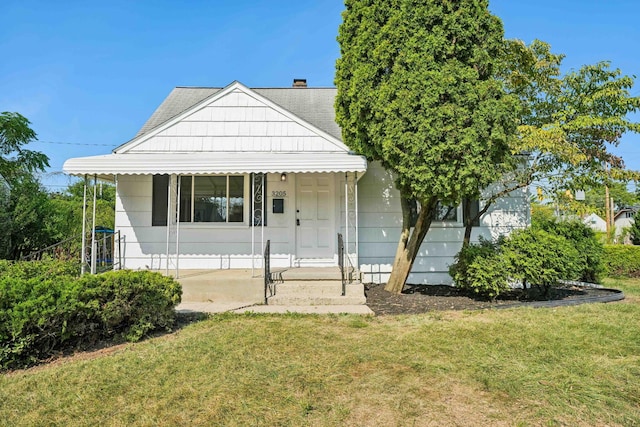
[152, 174, 169, 226]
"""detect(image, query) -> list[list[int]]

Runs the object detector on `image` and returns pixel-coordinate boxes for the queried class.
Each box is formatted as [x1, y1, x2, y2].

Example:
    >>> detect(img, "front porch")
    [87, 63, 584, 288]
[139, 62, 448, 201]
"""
[174, 267, 370, 314]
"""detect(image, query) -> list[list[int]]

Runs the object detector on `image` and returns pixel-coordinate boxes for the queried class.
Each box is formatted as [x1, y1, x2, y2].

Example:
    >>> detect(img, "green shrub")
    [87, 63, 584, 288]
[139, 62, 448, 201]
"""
[0, 276, 92, 369]
[449, 238, 500, 290]
[503, 228, 581, 296]
[533, 219, 604, 283]
[0, 259, 80, 279]
[464, 253, 511, 300]
[0, 269, 182, 370]
[78, 270, 182, 341]
[450, 228, 583, 299]
[630, 213, 640, 245]
[603, 245, 640, 277]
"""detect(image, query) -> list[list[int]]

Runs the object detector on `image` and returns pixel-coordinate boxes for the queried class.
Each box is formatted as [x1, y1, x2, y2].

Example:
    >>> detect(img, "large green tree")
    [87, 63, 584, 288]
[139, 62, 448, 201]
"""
[0, 112, 49, 179]
[0, 112, 52, 259]
[336, 0, 517, 293]
[0, 172, 53, 259]
[461, 41, 640, 245]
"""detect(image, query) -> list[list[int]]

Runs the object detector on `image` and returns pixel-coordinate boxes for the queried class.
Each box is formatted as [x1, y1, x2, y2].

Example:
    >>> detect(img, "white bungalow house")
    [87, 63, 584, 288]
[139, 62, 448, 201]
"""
[63, 80, 528, 285]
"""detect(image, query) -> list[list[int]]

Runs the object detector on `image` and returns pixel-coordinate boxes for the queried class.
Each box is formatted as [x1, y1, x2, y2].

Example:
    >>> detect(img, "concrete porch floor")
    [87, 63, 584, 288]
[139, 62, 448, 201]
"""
[171, 267, 373, 315]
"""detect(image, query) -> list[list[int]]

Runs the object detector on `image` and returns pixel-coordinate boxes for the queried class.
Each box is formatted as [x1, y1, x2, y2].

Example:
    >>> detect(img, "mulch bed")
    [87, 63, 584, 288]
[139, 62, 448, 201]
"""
[365, 282, 619, 315]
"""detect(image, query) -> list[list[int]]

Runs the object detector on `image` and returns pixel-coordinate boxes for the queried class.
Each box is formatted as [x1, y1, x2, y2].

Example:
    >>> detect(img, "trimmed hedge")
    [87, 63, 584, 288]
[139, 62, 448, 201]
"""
[0, 259, 80, 279]
[603, 245, 640, 278]
[534, 219, 605, 283]
[450, 226, 586, 300]
[0, 264, 182, 370]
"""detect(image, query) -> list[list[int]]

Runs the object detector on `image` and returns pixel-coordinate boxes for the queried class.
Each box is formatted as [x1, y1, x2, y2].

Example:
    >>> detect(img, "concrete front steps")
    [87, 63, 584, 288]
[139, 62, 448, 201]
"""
[267, 280, 366, 306]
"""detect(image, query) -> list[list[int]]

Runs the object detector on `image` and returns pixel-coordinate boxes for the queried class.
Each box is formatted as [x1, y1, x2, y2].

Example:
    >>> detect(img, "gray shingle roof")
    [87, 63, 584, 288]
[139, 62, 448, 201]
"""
[133, 85, 341, 141]
[134, 87, 222, 137]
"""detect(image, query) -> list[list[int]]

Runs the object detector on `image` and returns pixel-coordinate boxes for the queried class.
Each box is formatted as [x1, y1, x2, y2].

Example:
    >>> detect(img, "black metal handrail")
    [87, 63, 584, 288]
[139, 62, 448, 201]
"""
[264, 239, 272, 303]
[338, 233, 346, 296]
[20, 234, 82, 261]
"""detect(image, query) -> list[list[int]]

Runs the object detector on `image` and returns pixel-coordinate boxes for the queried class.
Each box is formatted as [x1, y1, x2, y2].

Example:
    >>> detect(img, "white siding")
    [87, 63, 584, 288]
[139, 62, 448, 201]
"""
[115, 173, 319, 270]
[356, 163, 529, 285]
[115, 165, 529, 282]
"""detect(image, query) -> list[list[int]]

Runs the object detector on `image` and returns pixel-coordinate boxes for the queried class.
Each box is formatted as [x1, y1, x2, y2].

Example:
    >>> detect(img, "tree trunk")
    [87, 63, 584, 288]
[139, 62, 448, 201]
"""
[462, 199, 492, 248]
[462, 199, 474, 248]
[385, 195, 438, 294]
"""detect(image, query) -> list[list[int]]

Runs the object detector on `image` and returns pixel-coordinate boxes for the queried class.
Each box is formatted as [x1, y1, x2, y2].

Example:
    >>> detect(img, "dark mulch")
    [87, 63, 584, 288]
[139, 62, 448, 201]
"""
[365, 283, 619, 315]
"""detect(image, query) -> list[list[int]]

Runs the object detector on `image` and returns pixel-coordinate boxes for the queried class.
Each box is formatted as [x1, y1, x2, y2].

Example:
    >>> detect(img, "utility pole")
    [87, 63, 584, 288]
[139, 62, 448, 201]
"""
[605, 184, 611, 233]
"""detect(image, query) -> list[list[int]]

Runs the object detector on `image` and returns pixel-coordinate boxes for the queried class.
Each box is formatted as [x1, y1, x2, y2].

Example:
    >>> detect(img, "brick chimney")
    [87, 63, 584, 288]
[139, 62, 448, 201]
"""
[292, 78, 307, 88]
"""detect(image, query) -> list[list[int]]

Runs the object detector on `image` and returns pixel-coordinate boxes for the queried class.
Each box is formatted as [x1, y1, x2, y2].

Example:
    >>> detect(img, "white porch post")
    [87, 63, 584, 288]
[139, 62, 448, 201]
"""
[175, 175, 181, 278]
[165, 175, 171, 275]
[90, 174, 97, 274]
[355, 172, 359, 269]
[251, 173, 255, 276]
[344, 173, 349, 268]
[261, 172, 264, 271]
[251, 173, 266, 277]
[81, 174, 88, 275]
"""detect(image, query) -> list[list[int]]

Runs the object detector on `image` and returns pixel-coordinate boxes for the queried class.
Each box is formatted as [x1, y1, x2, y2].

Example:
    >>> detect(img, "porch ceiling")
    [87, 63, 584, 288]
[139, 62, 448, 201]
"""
[63, 151, 367, 180]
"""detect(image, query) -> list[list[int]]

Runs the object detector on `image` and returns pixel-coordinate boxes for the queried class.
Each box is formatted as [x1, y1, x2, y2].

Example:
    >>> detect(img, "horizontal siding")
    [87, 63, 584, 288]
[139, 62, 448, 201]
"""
[114, 162, 529, 279]
[356, 162, 529, 284]
[116, 172, 299, 270]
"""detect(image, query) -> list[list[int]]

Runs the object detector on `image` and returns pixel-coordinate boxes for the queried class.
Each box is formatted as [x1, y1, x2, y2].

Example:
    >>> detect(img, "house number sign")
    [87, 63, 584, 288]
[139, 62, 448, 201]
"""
[272, 190, 287, 197]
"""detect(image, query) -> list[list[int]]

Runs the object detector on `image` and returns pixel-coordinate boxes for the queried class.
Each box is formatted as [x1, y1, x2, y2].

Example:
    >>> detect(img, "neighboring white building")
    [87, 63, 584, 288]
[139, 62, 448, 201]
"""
[614, 207, 638, 243]
[583, 213, 607, 233]
[63, 80, 528, 285]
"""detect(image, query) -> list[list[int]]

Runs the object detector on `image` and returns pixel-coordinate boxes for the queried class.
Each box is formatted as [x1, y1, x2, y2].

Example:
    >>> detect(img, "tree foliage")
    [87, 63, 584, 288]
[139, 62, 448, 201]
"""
[0, 172, 54, 260]
[0, 112, 49, 179]
[48, 180, 116, 243]
[630, 213, 640, 245]
[336, 0, 517, 292]
[463, 40, 640, 244]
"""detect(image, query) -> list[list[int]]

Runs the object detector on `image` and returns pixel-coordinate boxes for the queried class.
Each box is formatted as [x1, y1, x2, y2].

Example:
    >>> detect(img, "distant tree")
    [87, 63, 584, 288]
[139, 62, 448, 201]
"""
[630, 213, 640, 245]
[0, 112, 52, 259]
[0, 112, 49, 179]
[336, 0, 517, 293]
[1, 172, 54, 259]
[48, 180, 116, 242]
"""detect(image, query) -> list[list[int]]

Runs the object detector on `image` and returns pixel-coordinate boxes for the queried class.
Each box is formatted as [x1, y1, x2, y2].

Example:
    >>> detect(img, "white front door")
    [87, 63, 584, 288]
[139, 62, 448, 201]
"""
[296, 174, 335, 261]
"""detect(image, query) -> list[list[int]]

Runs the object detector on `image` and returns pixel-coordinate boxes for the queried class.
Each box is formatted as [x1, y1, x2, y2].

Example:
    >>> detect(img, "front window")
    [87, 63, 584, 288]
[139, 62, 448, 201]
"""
[179, 175, 245, 223]
[433, 201, 458, 221]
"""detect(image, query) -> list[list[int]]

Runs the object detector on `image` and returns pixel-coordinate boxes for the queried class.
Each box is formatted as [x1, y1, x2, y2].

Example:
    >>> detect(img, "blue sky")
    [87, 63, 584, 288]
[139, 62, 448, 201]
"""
[1, 0, 639, 191]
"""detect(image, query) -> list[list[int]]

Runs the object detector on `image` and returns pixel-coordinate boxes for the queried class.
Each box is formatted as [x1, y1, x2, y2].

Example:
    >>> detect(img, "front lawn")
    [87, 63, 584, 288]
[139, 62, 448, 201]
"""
[1, 279, 639, 426]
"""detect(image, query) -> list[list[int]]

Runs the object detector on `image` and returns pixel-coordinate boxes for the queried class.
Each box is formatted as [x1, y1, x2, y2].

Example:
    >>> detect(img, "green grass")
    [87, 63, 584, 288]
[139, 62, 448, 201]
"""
[2, 280, 640, 426]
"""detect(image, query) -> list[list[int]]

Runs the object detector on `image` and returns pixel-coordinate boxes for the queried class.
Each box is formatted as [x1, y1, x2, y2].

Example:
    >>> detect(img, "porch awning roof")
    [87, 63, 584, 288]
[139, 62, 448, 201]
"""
[63, 152, 368, 180]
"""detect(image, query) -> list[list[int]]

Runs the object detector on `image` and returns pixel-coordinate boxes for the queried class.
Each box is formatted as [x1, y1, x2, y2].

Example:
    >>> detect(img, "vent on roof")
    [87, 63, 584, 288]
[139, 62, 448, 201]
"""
[293, 78, 307, 88]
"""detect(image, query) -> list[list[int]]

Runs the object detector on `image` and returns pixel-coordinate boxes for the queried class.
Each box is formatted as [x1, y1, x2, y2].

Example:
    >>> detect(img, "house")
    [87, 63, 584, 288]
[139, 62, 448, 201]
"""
[614, 207, 638, 243]
[63, 80, 528, 285]
[583, 213, 607, 233]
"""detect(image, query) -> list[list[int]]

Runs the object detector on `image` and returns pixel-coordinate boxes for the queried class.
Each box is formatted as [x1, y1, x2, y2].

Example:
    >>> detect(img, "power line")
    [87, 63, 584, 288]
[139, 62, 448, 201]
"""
[36, 140, 114, 147]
